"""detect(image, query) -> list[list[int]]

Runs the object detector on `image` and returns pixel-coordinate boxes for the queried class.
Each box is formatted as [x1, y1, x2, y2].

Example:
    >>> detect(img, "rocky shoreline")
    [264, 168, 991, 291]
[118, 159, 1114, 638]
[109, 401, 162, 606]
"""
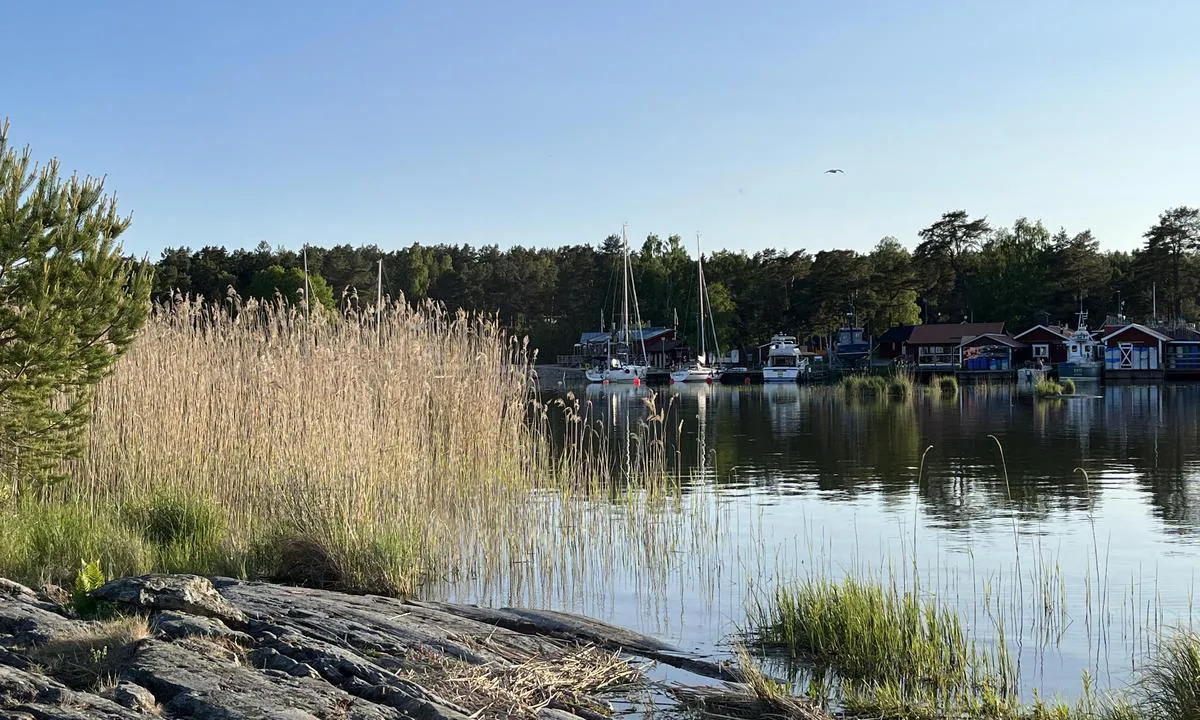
[0, 573, 792, 720]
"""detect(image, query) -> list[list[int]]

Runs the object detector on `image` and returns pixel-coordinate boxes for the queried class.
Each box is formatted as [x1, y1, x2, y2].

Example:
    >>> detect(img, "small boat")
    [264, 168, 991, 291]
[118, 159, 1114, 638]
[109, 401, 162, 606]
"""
[587, 225, 650, 384]
[672, 234, 721, 384]
[763, 334, 806, 383]
[833, 322, 871, 369]
[586, 358, 648, 384]
[1055, 310, 1103, 382]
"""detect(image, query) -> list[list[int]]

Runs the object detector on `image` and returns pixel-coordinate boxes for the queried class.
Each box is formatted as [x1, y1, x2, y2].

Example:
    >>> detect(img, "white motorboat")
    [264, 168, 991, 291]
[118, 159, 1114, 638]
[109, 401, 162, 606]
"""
[763, 333, 806, 383]
[1055, 309, 1103, 382]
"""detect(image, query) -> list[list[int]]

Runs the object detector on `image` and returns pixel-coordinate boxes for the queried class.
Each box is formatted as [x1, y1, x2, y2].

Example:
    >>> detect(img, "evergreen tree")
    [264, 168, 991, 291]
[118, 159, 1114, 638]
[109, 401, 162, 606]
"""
[0, 122, 152, 493]
[1141, 206, 1200, 320]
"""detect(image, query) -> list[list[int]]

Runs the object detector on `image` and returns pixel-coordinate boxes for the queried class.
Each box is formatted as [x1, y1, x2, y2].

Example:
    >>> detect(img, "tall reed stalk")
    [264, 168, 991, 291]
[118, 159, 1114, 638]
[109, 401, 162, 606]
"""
[1, 296, 681, 595]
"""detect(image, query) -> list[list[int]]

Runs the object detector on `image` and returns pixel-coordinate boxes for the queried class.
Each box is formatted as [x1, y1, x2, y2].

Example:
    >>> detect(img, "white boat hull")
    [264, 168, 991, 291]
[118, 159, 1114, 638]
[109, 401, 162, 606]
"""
[586, 365, 649, 384]
[763, 367, 801, 383]
[670, 367, 716, 383]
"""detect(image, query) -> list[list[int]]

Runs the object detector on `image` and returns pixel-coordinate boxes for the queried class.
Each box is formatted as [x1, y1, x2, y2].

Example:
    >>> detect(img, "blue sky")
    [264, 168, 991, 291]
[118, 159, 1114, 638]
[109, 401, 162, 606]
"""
[4, 1, 1198, 259]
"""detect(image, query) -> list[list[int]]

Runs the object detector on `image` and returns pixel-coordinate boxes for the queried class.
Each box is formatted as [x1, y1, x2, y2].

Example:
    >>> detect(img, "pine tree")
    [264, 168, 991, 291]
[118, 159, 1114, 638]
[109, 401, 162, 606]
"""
[0, 121, 152, 494]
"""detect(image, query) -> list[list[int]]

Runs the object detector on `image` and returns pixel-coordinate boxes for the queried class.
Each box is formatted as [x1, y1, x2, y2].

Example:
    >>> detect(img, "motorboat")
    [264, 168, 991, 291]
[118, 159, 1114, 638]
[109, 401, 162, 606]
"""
[1055, 310, 1103, 382]
[763, 333, 806, 383]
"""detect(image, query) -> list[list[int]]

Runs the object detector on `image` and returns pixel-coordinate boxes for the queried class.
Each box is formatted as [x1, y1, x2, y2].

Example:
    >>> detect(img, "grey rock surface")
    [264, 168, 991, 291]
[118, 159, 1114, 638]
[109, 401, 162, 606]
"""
[91, 574, 248, 626]
[0, 663, 143, 719]
[0, 573, 730, 719]
[110, 681, 158, 712]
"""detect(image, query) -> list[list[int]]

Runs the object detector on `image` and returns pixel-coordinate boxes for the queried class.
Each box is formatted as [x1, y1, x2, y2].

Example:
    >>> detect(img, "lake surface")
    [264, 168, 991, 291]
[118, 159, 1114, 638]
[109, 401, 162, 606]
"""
[430, 381, 1200, 702]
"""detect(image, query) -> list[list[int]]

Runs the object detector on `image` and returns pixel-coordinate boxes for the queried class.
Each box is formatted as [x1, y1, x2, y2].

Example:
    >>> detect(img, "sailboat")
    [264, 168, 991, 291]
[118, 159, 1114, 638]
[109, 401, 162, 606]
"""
[585, 226, 650, 384]
[671, 234, 721, 383]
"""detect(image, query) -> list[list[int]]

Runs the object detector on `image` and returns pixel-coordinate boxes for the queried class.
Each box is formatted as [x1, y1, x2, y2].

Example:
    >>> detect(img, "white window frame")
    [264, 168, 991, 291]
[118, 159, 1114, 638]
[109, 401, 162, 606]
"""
[1032, 344, 1050, 358]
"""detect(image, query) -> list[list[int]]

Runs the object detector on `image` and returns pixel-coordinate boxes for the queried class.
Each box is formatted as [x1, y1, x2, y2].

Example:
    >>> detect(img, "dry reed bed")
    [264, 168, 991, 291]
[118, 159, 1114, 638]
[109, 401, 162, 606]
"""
[3, 296, 704, 595]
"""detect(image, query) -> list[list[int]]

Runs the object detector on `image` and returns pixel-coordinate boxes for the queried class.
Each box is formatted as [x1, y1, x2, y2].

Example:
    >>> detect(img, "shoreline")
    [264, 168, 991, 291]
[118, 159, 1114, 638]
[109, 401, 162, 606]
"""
[0, 573, 799, 720]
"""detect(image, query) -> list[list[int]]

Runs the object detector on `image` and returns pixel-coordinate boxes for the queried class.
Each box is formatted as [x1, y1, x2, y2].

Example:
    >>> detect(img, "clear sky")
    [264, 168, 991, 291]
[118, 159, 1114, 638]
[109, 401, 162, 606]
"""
[4, 1, 1198, 259]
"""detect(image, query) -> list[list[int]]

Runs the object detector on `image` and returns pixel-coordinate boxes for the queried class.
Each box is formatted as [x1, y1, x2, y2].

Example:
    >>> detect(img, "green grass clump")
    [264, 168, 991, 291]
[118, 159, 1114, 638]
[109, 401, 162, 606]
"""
[887, 374, 914, 399]
[0, 501, 151, 586]
[124, 493, 228, 574]
[748, 575, 1004, 704]
[1061, 378, 1077, 395]
[932, 374, 959, 395]
[744, 574, 1168, 720]
[840, 374, 899, 400]
[1036, 377, 1065, 397]
[1135, 629, 1200, 720]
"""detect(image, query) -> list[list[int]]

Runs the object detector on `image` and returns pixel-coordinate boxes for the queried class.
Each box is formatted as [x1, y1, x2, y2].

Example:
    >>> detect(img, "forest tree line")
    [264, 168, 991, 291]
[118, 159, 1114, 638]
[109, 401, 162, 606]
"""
[150, 206, 1200, 356]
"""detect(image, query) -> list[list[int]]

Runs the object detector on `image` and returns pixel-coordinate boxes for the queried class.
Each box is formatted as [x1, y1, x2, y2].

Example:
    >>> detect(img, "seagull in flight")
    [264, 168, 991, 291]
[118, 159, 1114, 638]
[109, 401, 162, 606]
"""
[824, 168, 844, 174]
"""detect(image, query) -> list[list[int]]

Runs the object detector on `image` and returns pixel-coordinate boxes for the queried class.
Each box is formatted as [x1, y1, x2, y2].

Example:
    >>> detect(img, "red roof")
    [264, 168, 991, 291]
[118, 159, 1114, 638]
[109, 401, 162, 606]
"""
[908, 322, 1006, 345]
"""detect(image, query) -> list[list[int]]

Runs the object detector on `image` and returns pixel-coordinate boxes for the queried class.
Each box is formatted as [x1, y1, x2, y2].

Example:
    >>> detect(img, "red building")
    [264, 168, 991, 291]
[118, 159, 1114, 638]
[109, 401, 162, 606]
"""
[1099, 323, 1171, 380]
[904, 322, 1006, 372]
[1012, 324, 1071, 366]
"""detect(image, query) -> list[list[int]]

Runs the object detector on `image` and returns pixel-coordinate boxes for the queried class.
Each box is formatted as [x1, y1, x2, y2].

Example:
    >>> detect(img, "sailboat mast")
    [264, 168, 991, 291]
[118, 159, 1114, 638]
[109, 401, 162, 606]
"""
[376, 258, 383, 348]
[621, 224, 630, 352]
[696, 232, 705, 362]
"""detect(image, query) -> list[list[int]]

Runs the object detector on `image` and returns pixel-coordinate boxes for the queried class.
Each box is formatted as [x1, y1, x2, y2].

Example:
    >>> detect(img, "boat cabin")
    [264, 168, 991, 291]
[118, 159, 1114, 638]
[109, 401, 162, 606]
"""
[834, 327, 871, 369]
[765, 334, 802, 367]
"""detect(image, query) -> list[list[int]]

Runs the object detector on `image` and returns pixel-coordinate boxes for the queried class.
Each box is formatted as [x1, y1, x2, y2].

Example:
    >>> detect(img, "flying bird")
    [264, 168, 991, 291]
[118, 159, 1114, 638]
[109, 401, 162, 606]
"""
[824, 169, 844, 174]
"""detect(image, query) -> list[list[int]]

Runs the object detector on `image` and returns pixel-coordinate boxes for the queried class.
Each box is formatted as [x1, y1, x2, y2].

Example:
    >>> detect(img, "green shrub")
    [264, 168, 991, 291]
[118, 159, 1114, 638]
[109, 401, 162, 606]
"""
[1062, 378, 1077, 395]
[123, 494, 228, 574]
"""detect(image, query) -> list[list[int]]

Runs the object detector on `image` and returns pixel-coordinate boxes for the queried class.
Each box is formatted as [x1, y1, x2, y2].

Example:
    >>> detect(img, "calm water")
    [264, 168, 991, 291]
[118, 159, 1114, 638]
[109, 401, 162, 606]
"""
[433, 382, 1200, 700]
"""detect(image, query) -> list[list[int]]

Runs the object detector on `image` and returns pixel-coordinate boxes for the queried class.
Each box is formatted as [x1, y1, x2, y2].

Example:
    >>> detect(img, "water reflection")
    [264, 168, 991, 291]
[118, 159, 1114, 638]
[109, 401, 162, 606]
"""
[569, 384, 1200, 538]
[491, 382, 1200, 700]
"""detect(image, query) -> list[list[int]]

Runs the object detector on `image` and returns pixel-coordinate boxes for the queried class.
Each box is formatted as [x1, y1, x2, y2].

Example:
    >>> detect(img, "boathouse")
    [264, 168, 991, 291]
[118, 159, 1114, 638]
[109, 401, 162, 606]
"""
[1012, 324, 1071, 365]
[904, 322, 1006, 373]
[1100, 323, 1171, 381]
[566, 327, 686, 368]
[959, 333, 1026, 374]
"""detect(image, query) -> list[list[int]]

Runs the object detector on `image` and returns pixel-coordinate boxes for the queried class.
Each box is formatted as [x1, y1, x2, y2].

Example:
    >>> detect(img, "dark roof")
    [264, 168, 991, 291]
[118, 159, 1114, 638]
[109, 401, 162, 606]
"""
[644, 338, 683, 351]
[908, 322, 1005, 345]
[628, 327, 673, 342]
[959, 333, 1026, 349]
[877, 325, 916, 343]
[1165, 326, 1200, 342]
[577, 327, 674, 345]
[578, 331, 610, 345]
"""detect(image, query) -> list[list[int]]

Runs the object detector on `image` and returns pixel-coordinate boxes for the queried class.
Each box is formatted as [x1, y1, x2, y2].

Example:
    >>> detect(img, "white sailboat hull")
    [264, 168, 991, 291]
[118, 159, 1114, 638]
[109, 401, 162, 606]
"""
[586, 365, 649, 384]
[670, 366, 716, 383]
